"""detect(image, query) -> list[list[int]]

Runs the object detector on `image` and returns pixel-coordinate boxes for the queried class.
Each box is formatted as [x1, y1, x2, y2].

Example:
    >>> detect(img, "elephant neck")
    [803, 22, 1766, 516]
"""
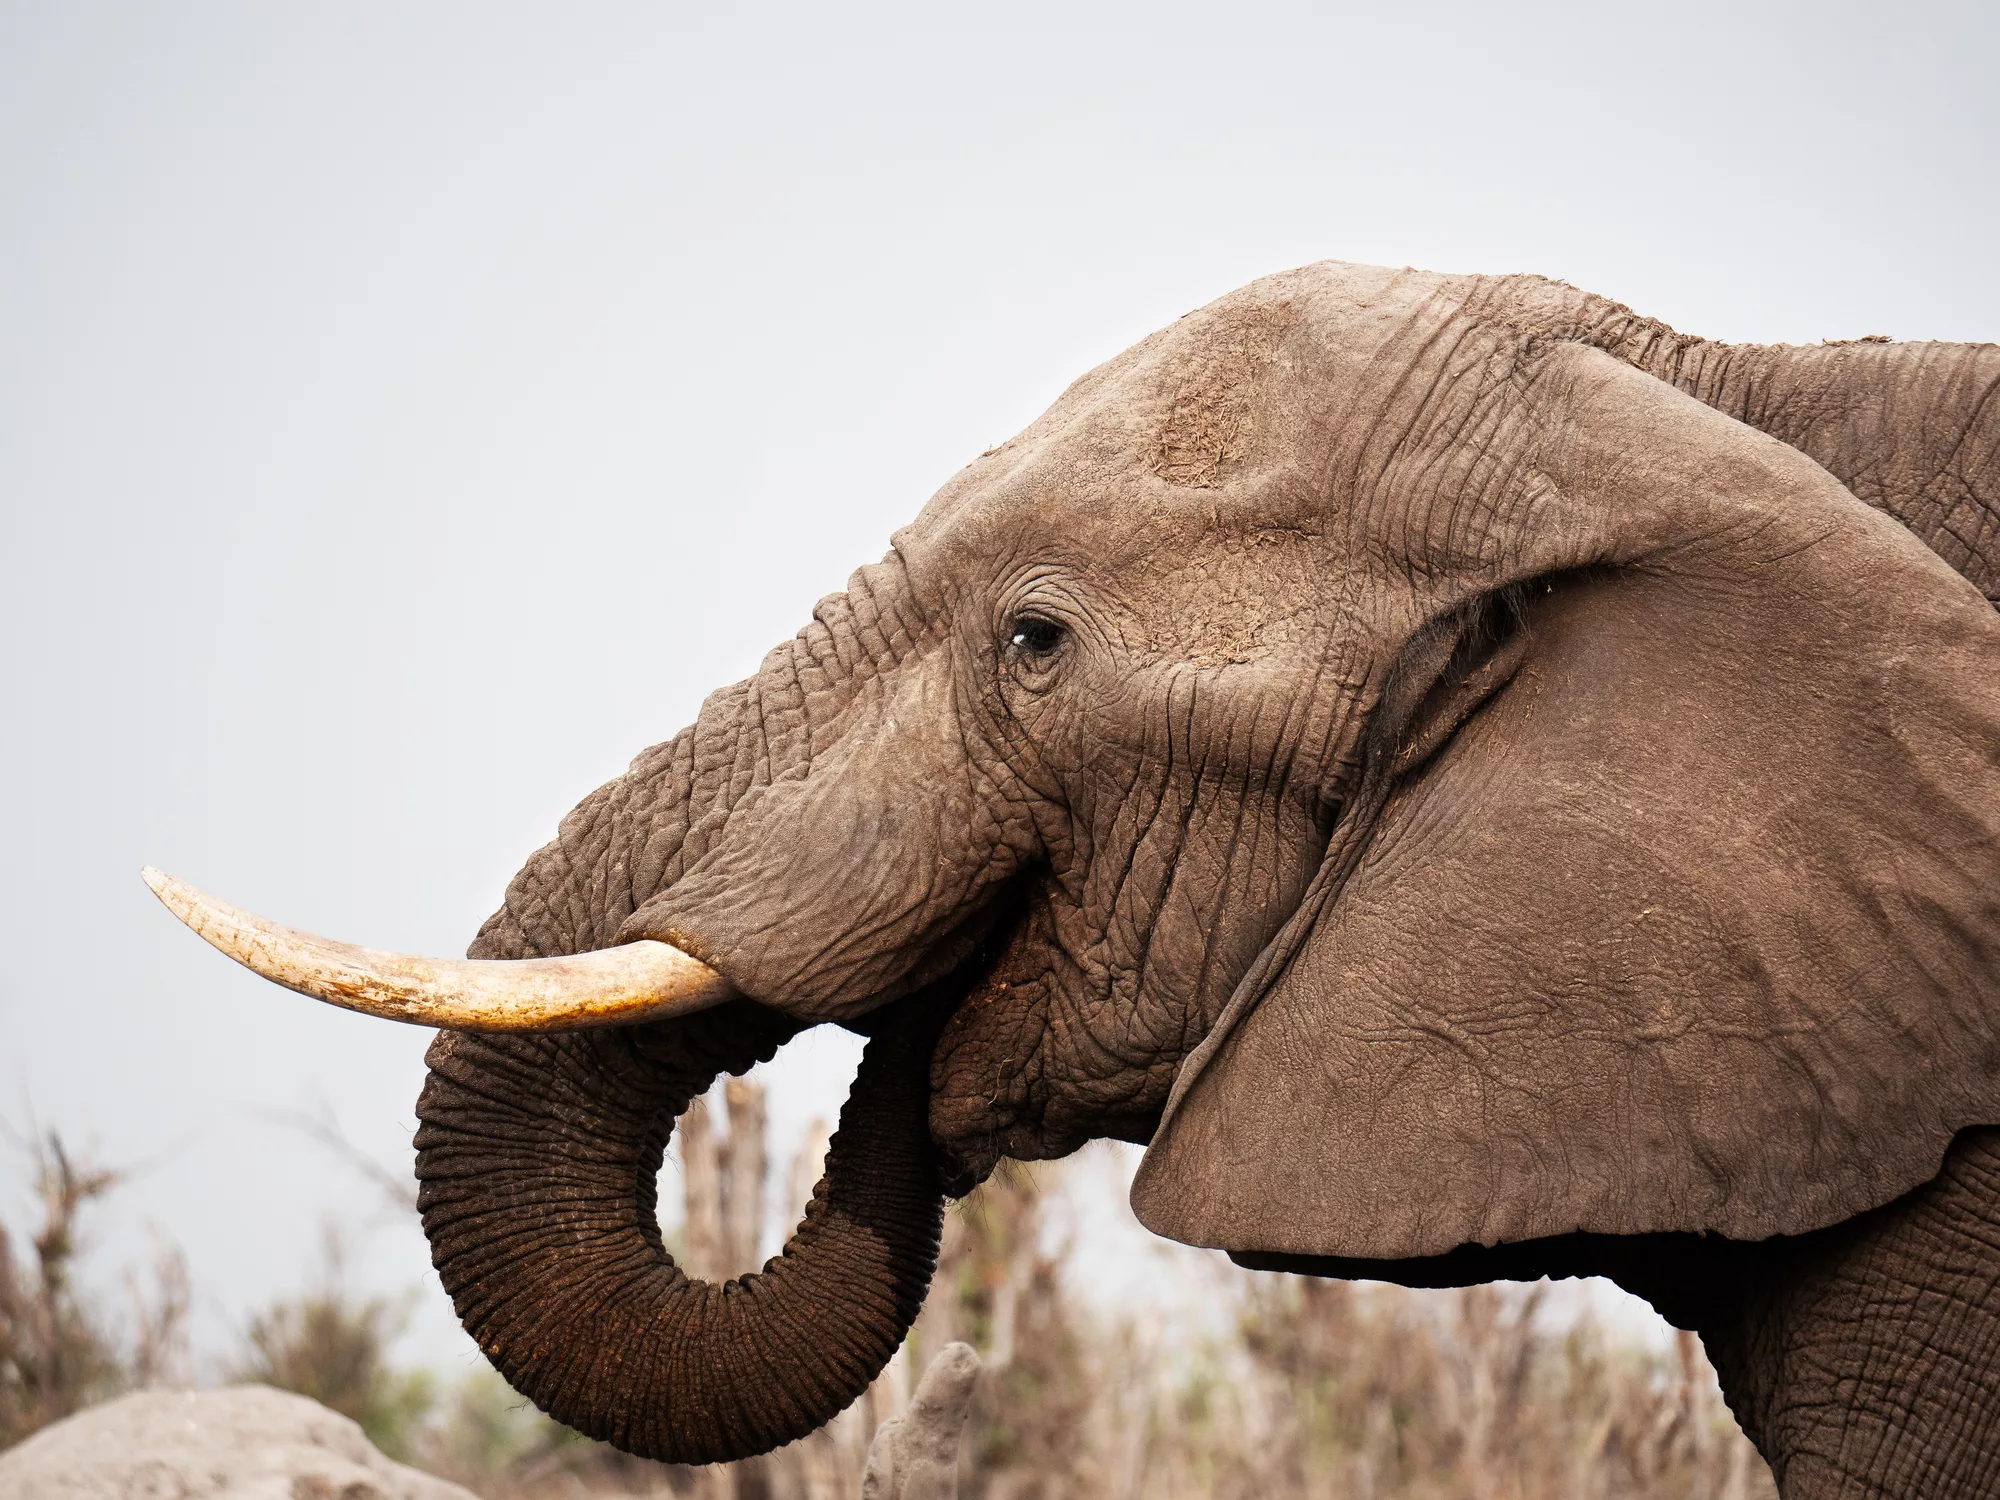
[1684, 1127, 2000, 1500]
[1660, 340, 2000, 602]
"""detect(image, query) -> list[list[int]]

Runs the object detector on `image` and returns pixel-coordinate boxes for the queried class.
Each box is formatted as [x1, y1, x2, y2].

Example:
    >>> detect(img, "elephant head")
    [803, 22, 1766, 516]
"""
[154, 263, 2000, 1488]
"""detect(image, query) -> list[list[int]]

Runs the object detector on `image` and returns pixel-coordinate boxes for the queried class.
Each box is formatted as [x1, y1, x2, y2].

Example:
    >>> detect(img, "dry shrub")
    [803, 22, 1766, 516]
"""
[220, 1102, 1781, 1499]
[1192, 1276, 1774, 1500]
[912, 1163, 1089, 1500]
[923, 1160, 1777, 1500]
[0, 1132, 189, 1450]
[5, 1103, 1781, 1500]
[231, 1227, 436, 1461]
[415, 1369, 699, 1499]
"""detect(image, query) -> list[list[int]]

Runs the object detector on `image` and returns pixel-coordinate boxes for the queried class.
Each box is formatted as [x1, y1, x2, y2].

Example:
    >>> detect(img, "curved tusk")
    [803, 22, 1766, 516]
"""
[141, 867, 736, 1031]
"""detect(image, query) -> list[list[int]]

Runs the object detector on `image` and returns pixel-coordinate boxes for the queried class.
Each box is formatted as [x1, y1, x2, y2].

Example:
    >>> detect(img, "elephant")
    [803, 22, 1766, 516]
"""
[151, 262, 2000, 1499]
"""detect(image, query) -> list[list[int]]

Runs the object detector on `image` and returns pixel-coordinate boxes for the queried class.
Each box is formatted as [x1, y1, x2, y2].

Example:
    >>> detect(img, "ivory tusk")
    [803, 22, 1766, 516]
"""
[140, 867, 735, 1031]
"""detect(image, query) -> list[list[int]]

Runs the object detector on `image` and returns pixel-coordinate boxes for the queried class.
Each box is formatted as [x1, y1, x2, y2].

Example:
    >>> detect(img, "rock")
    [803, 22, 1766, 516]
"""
[860, 1342, 981, 1500]
[0, 1386, 481, 1500]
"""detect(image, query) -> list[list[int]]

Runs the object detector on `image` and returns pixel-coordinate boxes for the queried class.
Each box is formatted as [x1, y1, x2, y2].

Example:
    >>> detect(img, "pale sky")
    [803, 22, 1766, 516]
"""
[4, 1, 1996, 1371]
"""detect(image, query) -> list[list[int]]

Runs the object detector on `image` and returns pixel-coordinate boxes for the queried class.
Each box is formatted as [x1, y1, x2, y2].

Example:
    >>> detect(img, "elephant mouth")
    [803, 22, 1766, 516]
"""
[869, 886, 1036, 1197]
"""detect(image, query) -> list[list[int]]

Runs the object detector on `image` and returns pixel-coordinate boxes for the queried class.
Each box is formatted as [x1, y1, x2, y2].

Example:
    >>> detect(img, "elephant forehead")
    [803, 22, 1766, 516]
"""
[900, 262, 1469, 565]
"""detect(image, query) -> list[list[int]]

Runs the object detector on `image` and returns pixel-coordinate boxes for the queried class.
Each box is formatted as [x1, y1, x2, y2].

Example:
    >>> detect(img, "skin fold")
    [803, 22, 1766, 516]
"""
[411, 263, 1999, 1498]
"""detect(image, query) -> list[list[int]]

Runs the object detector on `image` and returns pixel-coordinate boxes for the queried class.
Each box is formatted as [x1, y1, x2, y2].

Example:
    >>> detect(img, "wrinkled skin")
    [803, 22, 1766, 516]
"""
[415, 263, 2000, 1497]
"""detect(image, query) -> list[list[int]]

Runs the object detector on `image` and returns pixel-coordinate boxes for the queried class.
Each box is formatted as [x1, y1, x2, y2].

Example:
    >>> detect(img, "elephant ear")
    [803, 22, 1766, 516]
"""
[1132, 343, 2000, 1261]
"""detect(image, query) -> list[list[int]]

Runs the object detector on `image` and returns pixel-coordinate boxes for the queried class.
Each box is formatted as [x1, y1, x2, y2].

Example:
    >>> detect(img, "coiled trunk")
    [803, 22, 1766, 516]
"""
[413, 999, 944, 1464]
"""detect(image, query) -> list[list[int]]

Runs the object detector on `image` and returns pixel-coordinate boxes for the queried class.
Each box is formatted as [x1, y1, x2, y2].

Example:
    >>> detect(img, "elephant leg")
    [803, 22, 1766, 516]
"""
[1695, 1127, 2000, 1500]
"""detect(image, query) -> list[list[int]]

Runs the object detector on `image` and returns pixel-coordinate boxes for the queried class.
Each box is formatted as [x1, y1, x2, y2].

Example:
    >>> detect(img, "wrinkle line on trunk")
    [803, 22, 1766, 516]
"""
[414, 999, 947, 1465]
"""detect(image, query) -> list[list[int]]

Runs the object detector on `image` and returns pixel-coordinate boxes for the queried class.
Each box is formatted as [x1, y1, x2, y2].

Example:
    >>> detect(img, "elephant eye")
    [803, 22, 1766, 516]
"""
[1006, 613, 1067, 658]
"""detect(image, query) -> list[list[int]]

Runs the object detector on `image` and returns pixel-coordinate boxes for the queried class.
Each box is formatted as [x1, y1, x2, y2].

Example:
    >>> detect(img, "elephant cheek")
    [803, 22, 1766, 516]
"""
[927, 906, 1065, 1182]
[927, 987, 1039, 1185]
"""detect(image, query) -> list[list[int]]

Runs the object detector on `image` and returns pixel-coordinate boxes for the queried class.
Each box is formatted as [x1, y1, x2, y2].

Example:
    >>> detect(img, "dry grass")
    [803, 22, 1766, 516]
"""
[1, 1103, 1778, 1499]
[903, 1155, 1776, 1500]
[1091, 1275, 1774, 1500]
[228, 1227, 436, 1462]
[0, 1133, 188, 1449]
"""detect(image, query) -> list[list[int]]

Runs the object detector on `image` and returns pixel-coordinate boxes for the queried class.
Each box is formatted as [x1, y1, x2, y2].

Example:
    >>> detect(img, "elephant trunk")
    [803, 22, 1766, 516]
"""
[412, 998, 945, 1464]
